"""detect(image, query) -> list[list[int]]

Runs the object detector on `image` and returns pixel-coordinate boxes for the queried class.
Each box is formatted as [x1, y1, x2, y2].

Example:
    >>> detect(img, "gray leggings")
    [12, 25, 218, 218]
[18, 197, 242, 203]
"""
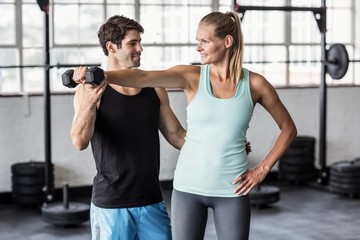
[171, 189, 251, 240]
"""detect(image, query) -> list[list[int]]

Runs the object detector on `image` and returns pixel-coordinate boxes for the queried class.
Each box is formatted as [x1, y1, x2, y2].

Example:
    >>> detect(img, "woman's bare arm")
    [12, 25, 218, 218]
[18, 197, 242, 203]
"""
[105, 65, 199, 90]
[233, 72, 297, 195]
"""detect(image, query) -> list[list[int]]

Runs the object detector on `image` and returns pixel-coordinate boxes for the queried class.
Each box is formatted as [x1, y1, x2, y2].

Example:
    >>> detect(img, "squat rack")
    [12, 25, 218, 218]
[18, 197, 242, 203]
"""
[233, 1, 329, 184]
[35, 1, 99, 203]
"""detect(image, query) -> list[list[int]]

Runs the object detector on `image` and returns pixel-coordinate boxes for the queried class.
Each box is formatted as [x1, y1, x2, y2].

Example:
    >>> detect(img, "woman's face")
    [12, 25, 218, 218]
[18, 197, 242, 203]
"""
[195, 23, 228, 65]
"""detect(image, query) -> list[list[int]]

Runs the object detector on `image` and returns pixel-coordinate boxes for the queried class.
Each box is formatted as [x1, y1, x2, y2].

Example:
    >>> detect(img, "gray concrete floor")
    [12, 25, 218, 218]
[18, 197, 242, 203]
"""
[0, 183, 359, 240]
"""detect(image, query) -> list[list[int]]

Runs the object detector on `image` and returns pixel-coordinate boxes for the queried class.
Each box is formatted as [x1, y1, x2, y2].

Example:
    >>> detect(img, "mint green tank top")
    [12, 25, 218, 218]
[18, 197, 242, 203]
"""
[173, 64, 254, 197]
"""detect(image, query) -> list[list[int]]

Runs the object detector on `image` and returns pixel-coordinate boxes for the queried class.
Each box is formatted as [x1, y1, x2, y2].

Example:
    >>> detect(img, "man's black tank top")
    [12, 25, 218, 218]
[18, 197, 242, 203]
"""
[91, 86, 162, 208]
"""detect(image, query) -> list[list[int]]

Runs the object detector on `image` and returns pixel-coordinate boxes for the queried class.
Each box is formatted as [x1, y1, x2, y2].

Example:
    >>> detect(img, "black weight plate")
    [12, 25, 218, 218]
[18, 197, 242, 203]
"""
[12, 184, 44, 195]
[12, 193, 45, 204]
[42, 214, 89, 226]
[290, 136, 316, 147]
[330, 168, 360, 178]
[279, 162, 315, 172]
[327, 43, 349, 80]
[249, 186, 280, 199]
[42, 211, 89, 221]
[329, 181, 360, 191]
[11, 161, 52, 176]
[249, 186, 280, 207]
[329, 185, 360, 194]
[12, 175, 45, 186]
[331, 160, 360, 173]
[283, 148, 314, 157]
[280, 155, 315, 165]
[279, 171, 316, 181]
[330, 172, 360, 181]
[41, 202, 90, 226]
[292, 136, 316, 143]
[329, 177, 360, 186]
[280, 136, 315, 159]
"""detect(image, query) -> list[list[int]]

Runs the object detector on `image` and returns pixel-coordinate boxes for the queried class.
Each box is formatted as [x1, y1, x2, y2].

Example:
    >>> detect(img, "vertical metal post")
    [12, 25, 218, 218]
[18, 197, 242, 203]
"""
[44, 9, 54, 202]
[318, 0, 328, 185]
[63, 182, 69, 209]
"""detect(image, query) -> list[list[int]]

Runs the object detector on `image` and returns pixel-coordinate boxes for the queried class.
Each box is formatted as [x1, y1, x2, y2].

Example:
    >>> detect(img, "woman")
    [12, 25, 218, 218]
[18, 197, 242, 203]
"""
[104, 11, 297, 240]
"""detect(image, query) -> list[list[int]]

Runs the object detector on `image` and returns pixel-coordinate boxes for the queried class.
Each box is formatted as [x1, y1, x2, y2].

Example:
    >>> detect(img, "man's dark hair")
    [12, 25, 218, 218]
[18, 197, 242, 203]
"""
[98, 15, 144, 56]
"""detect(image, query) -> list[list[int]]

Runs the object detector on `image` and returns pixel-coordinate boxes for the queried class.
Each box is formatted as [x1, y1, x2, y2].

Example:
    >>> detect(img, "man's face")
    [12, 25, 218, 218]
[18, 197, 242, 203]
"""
[116, 30, 143, 68]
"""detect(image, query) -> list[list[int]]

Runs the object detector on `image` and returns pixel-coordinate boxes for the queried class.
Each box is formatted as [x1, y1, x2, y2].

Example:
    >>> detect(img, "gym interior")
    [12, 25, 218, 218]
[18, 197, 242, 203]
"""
[0, 0, 359, 239]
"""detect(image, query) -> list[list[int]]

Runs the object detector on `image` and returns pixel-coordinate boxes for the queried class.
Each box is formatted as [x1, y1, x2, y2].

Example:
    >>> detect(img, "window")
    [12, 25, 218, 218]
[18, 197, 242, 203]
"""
[238, 0, 358, 86]
[0, 0, 358, 94]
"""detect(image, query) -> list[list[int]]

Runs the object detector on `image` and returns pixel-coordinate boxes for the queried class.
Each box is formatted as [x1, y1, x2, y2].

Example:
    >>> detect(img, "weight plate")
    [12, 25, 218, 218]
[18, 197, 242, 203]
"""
[12, 184, 44, 195]
[249, 185, 280, 207]
[283, 136, 315, 157]
[280, 155, 315, 164]
[279, 162, 315, 172]
[250, 196, 280, 207]
[327, 43, 349, 80]
[329, 180, 360, 190]
[329, 185, 360, 194]
[330, 169, 360, 178]
[290, 136, 316, 146]
[330, 170, 360, 179]
[249, 185, 280, 199]
[330, 177, 360, 186]
[283, 147, 315, 157]
[41, 202, 90, 226]
[12, 175, 45, 186]
[331, 160, 360, 173]
[12, 193, 45, 204]
[279, 171, 316, 181]
[11, 161, 51, 176]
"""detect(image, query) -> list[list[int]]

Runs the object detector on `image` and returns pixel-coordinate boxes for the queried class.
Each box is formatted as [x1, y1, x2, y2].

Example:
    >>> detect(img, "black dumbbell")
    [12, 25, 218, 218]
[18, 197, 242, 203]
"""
[62, 66, 105, 88]
[62, 69, 78, 88]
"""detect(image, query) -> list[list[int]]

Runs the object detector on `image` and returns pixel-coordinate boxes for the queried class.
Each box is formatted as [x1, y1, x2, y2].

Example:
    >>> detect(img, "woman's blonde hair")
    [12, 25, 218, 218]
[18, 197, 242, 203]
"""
[200, 11, 244, 85]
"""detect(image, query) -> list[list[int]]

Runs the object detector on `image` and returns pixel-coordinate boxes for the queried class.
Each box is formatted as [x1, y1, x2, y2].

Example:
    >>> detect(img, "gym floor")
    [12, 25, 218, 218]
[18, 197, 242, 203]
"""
[0, 183, 359, 240]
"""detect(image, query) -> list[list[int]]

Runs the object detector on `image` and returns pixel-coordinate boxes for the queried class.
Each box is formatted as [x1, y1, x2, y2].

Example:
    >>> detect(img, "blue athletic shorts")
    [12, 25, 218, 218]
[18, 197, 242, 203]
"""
[90, 201, 172, 240]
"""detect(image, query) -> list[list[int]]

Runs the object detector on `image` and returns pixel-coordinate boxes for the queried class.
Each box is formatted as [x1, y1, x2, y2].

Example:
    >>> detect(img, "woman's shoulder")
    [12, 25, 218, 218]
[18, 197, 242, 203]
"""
[248, 70, 265, 80]
[248, 70, 275, 96]
[248, 70, 269, 86]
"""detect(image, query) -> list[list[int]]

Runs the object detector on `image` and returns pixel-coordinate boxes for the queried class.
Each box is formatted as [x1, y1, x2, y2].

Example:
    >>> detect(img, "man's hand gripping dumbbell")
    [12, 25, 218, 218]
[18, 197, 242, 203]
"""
[62, 66, 105, 88]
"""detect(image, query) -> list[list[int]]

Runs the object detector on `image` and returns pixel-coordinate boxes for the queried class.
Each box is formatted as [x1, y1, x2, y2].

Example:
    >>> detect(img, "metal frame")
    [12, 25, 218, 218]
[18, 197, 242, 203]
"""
[0, 63, 101, 69]
[44, 10, 53, 202]
[233, 1, 329, 184]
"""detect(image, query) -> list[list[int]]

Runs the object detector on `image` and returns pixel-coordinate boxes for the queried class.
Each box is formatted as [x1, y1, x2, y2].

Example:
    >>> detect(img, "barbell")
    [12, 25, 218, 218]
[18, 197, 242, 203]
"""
[61, 46, 349, 88]
[1, 44, 357, 81]
[244, 43, 358, 80]
[0, 63, 101, 69]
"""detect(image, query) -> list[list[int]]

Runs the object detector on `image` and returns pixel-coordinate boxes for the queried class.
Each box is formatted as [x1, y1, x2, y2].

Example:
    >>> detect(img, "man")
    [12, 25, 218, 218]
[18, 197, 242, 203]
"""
[70, 15, 185, 240]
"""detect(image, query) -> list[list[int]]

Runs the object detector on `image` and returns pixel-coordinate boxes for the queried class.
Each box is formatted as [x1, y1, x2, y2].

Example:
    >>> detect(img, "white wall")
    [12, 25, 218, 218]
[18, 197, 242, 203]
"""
[0, 86, 359, 192]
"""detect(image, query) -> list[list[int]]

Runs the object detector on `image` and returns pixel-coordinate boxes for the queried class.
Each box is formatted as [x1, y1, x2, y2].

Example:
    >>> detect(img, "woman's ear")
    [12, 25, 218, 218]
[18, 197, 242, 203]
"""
[225, 35, 234, 49]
